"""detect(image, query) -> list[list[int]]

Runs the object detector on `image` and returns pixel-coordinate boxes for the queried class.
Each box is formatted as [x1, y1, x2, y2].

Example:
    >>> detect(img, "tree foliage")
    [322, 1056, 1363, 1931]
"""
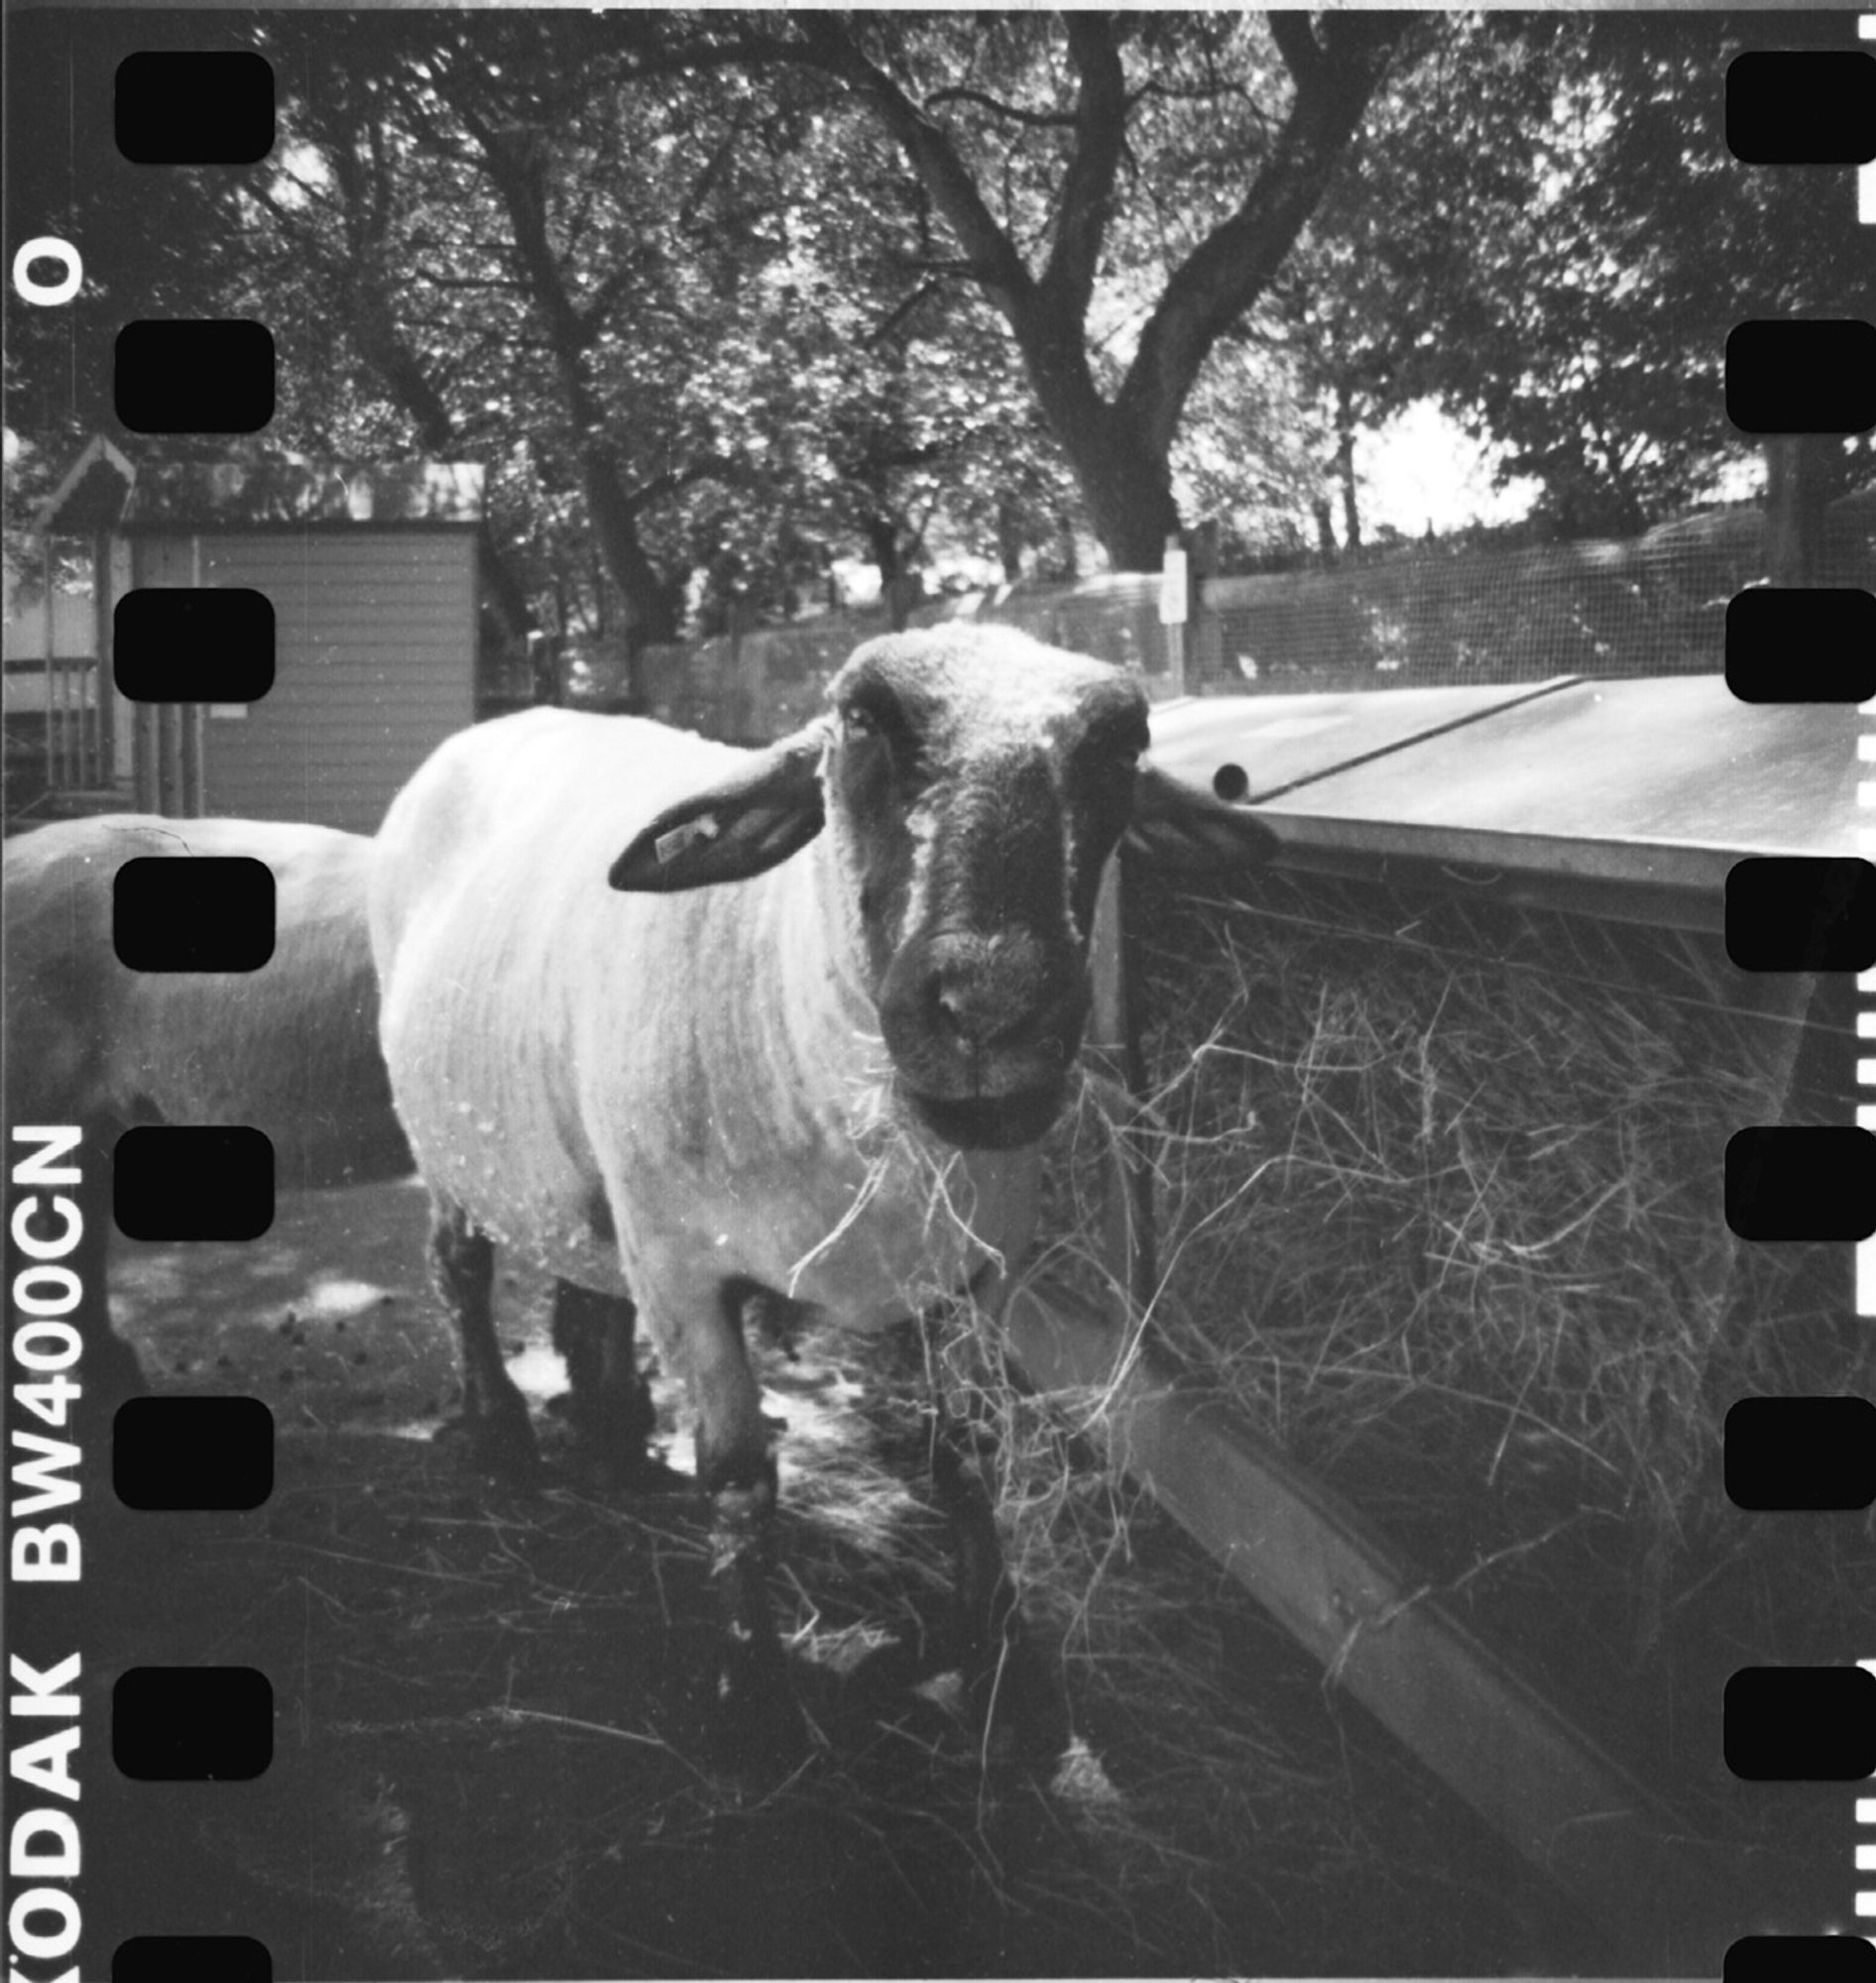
[1259, 12, 1870, 540]
[7, 8, 1860, 684]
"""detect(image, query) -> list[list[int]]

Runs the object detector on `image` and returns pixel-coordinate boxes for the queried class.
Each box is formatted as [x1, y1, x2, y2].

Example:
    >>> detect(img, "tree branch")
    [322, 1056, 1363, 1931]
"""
[1267, 12, 1326, 89]
[1116, 12, 1412, 459]
[789, 15, 1035, 307]
[1037, 14, 1128, 331]
[924, 84, 1076, 129]
[415, 270, 530, 293]
[625, 453, 752, 516]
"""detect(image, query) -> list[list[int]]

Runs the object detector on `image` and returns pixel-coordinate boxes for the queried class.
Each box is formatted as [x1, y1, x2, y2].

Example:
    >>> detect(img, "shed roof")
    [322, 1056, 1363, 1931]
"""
[31, 433, 138, 534]
[1147, 675, 1858, 932]
[35, 442, 483, 535]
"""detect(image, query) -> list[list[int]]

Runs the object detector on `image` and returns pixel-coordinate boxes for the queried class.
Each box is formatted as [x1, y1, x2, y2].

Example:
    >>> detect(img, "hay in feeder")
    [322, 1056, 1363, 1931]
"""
[1032, 864, 1866, 1688]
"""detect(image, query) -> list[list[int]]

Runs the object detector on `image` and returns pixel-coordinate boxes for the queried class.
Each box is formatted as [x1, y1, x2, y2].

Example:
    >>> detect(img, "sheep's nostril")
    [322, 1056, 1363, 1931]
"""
[932, 975, 993, 1044]
[934, 964, 1041, 1050]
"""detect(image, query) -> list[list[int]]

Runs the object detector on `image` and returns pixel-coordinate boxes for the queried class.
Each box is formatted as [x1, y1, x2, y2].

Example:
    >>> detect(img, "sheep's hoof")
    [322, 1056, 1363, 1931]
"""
[442, 1401, 542, 1484]
[964, 1625, 1072, 1769]
[473, 1422, 543, 1485]
[592, 1444, 691, 1496]
[707, 1634, 811, 1778]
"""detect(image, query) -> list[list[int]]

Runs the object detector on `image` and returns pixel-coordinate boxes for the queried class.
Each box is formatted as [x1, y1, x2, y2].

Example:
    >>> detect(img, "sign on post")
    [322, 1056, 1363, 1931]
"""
[1158, 538, 1189, 626]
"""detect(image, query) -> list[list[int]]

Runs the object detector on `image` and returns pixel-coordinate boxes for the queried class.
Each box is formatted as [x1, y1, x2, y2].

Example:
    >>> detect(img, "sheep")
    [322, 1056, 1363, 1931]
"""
[2, 814, 655, 1481]
[368, 625, 1279, 1750]
[3, 816, 410, 1425]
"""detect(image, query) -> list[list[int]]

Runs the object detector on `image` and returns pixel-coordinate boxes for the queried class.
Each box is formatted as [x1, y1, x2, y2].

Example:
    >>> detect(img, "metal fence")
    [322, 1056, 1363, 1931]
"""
[580, 492, 1875, 745]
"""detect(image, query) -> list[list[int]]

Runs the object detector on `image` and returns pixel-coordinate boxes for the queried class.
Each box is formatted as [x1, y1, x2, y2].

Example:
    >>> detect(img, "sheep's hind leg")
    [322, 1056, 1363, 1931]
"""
[689, 1279, 808, 1769]
[79, 1119, 151, 1408]
[430, 1202, 538, 1481]
[56, 1117, 148, 1473]
[550, 1281, 685, 1490]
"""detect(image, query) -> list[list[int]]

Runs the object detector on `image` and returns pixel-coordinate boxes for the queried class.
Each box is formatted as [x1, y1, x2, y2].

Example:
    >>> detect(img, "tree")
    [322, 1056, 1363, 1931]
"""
[254, 17, 1076, 686]
[764, 13, 1415, 569]
[16, 3, 1849, 675]
[586, 12, 1414, 569]
[245, 17, 873, 695]
[5, 10, 263, 533]
[1266, 12, 1871, 537]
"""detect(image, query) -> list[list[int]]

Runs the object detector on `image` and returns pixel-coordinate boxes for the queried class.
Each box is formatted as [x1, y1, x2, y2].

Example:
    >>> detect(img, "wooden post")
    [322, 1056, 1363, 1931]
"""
[129, 538, 155, 812]
[92, 531, 113, 790]
[179, 705, 205, 816]
[159, 705, 182, 816]
[1158, 535, 1189, 697]
[745, 619, 767, 743]
[134, 702, 158, 813]
[1087, 857, 1157, 1310]
[725, 597, 746, 743]
[181, 536, 205, 813]
[42, 535, 58, 795]
[1763, 434, 1830, 586]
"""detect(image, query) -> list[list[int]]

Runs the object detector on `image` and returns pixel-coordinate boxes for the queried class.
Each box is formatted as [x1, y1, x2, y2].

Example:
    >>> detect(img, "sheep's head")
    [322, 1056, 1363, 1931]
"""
[610, 627, 1279, 1151]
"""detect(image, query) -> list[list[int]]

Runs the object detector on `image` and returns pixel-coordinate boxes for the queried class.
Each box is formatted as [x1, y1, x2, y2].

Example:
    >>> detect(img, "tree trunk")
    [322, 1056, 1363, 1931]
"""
[1312, 499, 1339, 562]
[346, 274, 543, 665]
[1336, 386, 1363, 553]
[578, 442, 680, 683]
[470, 118, 678, 706]
[865, 515, 902, 595]
[478, 531, 537, 655]
[1037, 390, 1183, 572]
[1071, 438, 1184, 573]
[801, 15, 1404, 580]
[996, 498, 1026, 585]
[528, 633, 559, 706]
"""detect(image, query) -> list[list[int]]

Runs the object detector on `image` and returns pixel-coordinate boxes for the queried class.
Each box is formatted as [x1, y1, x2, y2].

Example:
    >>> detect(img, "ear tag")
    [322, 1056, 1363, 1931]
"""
[654, 813, 719, 866]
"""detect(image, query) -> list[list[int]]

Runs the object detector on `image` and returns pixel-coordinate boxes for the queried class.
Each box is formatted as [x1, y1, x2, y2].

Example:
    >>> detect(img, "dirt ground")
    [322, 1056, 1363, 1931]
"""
[70, 1182, 1828, 1978]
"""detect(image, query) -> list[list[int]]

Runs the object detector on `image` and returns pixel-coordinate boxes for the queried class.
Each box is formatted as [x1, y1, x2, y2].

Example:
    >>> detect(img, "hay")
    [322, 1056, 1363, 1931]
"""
[1028, 865, 1864, 1677]
[756, 1312, 1507, 1971]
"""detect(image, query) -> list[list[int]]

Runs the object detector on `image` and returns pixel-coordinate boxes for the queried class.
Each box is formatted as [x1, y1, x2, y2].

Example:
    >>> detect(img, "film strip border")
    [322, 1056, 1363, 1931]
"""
[3, 24, 1874, 1983]
[9, 50, 287, 1983]
[1728, 14, 1876, 1963]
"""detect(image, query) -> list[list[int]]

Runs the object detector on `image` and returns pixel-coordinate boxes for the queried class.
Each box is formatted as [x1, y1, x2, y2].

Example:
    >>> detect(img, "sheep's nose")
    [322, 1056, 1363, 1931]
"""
[931, 960, 1023, 1048]
[881, 926, 1083, 1064]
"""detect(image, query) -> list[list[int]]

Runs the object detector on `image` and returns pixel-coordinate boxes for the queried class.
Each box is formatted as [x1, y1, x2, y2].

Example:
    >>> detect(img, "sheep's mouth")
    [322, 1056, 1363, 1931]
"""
[904, 1082, 1067, 1151]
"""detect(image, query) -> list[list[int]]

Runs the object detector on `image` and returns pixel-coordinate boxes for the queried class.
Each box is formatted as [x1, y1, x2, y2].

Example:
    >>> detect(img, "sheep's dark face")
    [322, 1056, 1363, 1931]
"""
[824, 634, 1149, 1151]
[609, 626, 1278, 1154]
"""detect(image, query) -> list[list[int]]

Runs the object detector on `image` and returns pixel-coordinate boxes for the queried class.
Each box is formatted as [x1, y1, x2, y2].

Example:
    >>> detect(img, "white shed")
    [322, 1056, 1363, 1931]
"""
[15, 439, 482, 835]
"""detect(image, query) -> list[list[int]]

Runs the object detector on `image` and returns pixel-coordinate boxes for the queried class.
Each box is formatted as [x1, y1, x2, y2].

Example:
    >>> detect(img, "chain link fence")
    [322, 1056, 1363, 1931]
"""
[569, 492, 1874, 744]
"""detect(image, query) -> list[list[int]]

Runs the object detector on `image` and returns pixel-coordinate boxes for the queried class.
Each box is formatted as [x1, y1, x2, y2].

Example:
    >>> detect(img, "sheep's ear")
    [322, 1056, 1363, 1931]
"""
[609, 726, 829, 892]
[1122, 761, 1281, 873]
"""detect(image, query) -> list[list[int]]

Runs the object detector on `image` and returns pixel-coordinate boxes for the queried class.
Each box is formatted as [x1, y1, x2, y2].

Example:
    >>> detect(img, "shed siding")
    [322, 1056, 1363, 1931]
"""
[194, 533, 475, 833]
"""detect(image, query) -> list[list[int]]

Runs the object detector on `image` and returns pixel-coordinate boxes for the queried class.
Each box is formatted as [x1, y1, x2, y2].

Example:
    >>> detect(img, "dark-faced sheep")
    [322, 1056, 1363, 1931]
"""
[1, 814, 651, 1475]
[369, 627, 1278, 1748]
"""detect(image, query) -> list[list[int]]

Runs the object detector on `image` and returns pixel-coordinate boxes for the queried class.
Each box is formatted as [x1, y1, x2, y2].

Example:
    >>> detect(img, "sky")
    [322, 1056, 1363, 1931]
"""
[1357, 400, 1542, 540]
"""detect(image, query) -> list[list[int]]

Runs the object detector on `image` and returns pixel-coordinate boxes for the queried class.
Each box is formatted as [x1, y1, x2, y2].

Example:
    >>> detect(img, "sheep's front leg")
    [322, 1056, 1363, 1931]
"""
[688, 1280, 806, 1764]
[430, 1200, 538, 1480]
[929, 1410, 1020, 1696]
[550, 1281, 683, 1490]
[925, 1360, 1070, 1763]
